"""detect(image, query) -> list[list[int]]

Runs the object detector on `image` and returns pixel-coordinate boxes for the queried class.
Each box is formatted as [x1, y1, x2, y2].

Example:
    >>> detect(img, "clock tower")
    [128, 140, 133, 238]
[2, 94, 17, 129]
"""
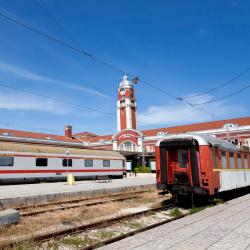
[117, 75, 137, 131]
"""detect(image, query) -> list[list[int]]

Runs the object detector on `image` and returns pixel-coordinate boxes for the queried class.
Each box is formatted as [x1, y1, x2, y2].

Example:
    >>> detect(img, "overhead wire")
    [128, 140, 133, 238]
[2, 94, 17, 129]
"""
[0, 82, 114, 117]
[0, 9, 215, 120]
[33, 0, 82, 49]
[179, 67, 250, 100]
[192, 84, 250, 106]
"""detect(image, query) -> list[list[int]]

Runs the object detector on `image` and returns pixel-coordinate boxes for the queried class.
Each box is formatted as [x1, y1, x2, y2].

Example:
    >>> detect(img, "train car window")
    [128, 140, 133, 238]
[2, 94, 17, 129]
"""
[221, 151, 227, 168]
[237, 154, 242, 168]
[229, 153, 235, 169]
[36, 158, 47, 167]
[103, 160, 110, 167]
[177, 149, 187, 168]
[212, 149, 218, 168]
[0, 157, 14, 166]
[85, 159, 93, 167]
[62, 159, 72, 167]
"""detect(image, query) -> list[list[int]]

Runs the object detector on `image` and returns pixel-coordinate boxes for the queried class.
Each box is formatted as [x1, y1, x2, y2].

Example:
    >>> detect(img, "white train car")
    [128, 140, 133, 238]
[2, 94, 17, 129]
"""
[0, 141, 126, 184]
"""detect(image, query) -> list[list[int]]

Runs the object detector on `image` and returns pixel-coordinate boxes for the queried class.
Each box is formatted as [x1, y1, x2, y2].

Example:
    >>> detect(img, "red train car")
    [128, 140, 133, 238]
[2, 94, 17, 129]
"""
[155, 134, 250, 200]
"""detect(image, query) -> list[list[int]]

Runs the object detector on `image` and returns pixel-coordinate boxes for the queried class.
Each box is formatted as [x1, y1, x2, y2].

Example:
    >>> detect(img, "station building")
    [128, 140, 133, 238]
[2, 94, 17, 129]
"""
[73, 76, 250, 167]
[0, 76, 250, 169]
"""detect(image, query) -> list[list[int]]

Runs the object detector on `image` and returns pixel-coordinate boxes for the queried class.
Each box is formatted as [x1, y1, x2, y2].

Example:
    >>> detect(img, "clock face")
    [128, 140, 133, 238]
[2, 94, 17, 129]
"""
[120, 89, 125, 95]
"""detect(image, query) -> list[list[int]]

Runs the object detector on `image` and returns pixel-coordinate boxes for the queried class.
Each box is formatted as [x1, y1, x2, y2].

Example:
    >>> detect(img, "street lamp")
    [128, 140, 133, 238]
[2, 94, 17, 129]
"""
[65, 150, 70, 174]
[65, 150, 74, 185]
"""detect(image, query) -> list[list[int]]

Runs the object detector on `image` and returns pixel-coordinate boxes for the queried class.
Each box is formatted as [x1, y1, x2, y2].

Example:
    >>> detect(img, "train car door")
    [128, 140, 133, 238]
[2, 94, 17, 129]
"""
[174, 148, 193, 186]
[166, 149, 176, 184]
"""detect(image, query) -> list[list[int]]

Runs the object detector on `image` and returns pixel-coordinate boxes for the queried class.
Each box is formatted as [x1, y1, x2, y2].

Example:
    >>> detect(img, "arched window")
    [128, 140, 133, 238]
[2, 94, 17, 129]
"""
[118, 141, 137, 152]
[157, 131, 165, 136]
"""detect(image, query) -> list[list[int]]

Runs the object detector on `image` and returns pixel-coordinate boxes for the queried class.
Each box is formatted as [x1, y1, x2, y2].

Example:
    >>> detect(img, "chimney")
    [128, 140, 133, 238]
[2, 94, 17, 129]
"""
[64, 125, 72, 138]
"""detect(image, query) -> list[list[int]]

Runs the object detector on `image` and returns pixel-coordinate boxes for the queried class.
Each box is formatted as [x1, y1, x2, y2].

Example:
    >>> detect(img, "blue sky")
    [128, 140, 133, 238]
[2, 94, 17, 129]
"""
[0, 0, 249, 135]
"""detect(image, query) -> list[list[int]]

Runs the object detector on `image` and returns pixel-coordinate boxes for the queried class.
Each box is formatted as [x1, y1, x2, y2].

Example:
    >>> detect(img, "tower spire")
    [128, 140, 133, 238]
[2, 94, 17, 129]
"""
[117, 75, 137, 131]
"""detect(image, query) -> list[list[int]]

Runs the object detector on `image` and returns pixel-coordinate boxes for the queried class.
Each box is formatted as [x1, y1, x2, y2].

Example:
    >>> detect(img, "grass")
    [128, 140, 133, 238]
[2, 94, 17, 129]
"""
[95, 229, 115, 239]
[134, 165, 151, 173]
[60, 236, 87, 247]
[126, 221, 144, 229]
[190, 206, 207, 214]
[212, 198, 224, 205]
[0, 188, 162, 246]
[46, 241, 59, 250]
[190, 197, 225, 214]
[11, 240, 36, 250]
[170, 208, 183, 218]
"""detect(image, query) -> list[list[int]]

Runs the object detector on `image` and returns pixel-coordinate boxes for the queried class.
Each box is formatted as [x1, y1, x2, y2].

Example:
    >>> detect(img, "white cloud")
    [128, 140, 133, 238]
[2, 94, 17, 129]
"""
[0, 92, 108, 118]
[138, 95, 243, 126]
[0, 92, 69, 114]
[0, 62, 110, 98]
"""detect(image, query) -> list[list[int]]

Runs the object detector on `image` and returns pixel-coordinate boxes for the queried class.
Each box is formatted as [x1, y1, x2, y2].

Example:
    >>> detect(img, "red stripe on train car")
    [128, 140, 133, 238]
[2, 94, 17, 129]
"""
[0, 169, 123, 174]
[0, 154, 121, 160]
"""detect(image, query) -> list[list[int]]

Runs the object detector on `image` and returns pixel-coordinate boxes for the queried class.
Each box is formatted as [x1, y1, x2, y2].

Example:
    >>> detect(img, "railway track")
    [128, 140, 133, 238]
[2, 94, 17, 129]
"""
[20, 195, 139, 216]
[15, 190, 151, 216]
[1, 202, 181, 249]
[39, 203, 185, 250]
[81, 209, 187, 250]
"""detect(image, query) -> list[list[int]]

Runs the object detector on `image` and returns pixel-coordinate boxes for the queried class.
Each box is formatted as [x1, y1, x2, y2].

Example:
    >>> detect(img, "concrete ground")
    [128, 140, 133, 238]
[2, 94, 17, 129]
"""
[0, 173, 156, 207]
[100, 193, 250, 250]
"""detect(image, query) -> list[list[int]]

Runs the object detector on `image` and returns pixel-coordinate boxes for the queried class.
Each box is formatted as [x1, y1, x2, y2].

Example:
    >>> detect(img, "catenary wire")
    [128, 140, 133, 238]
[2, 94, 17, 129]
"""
[0, 10, 214, 119]
[33, 0, 82, 49]
[0, 82, 114, 117]
[192, 85, 250, 105]
[179, 67, 250, 100]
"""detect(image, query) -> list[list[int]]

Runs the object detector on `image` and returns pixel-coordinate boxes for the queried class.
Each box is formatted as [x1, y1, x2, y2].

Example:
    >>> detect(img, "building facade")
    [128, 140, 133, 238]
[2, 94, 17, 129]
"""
[73, 76, 250, 167]
[0, 76, 249, 168]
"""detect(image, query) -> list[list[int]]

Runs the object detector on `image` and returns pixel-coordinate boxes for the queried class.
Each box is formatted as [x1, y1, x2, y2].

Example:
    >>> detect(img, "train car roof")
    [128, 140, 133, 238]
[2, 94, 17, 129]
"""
[0, 141, 125, 159]
[156, 133, 238, 152]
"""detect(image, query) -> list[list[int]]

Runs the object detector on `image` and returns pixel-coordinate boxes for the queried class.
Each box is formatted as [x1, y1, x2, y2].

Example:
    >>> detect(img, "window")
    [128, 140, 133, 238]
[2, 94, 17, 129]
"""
[0, 157, 14, 166]
[118, 141, 137, 152]
[157, 131, 165, 136]
[103, 160, 110, 167]
[85, 159, 93, 167]
[178, 149, 188, 168]
[229, 152, 234, 169]
[62, 158, 72, 167]
[36, 158, 47, 167]
[237, 154, 242, 168]
[221, 151, 227, 169]
[212, 149, 218, 168]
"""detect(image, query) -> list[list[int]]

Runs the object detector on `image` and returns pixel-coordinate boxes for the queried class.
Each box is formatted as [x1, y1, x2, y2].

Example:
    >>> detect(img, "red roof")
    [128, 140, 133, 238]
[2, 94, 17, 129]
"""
[76, 116, 250, 142]
[0, 116, 249, 145]
[142, 116, 250, 136]
[0, 128, 82, 144]
[88, 135, 113, 143]
[73, 131, 98, 138]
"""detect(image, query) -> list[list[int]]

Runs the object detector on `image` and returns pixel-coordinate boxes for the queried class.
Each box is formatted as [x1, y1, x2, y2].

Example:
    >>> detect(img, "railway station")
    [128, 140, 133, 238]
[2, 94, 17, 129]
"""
[0, 76, 249, 249]
[0, 75, 250, 173]
[0, 1, 250, 249]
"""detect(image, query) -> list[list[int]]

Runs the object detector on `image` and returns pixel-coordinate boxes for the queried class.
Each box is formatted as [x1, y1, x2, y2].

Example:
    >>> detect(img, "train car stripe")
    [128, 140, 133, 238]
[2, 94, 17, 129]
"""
[0, 169, 123, 174]
[213, 169, 250, 172]
[0, 154, 122, 160]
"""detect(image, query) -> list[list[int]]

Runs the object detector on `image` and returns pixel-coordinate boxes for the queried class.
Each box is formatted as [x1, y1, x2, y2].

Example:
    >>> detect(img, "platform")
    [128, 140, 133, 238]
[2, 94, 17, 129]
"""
[0, 174, 156, 208]
[100, 193, 250, 250]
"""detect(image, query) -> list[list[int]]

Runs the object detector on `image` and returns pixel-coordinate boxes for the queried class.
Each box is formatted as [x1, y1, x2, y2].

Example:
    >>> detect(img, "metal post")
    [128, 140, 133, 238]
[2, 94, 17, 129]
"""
[66, 150, 70, 174]
[141, 136, 145, 167]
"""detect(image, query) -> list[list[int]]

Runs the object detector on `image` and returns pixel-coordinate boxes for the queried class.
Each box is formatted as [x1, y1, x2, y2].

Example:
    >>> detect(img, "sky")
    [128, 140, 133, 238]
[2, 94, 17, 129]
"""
[0, 0, 249, 136]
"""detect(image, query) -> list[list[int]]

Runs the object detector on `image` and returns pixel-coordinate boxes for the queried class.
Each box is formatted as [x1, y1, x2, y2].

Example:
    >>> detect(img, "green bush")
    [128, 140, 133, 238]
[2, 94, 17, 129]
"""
[134, 165, 151, 173]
